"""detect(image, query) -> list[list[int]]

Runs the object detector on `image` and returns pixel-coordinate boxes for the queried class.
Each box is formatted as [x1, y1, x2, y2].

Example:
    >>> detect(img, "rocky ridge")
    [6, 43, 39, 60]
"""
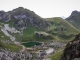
[60, 34, 80, 60]
[66, 10, 80, 29]
[0, 7, 50, 30]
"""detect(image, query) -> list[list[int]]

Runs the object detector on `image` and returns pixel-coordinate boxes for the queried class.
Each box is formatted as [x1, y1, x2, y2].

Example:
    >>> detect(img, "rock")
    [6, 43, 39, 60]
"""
[0, 7, 51, 30]
[35, 31, 53, 39]
[60, 34, 80, 60]
[66, 10, 80, 29]
[0, 11, 11, 22]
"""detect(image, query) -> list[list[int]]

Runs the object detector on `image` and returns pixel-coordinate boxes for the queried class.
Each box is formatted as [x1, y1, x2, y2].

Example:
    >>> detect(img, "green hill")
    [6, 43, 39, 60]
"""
[47, 17, 80, 41]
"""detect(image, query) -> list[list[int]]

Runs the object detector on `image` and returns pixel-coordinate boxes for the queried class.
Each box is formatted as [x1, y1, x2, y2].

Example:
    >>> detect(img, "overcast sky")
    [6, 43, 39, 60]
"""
[0, 0, 80, 18]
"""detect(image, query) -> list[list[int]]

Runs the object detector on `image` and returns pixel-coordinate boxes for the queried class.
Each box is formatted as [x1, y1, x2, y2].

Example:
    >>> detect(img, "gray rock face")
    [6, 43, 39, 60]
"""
[13, 14, 50, 30]
[71, 11, 80, 16]
[0, 7, 51, 30]
[66, 10, 80, 29]
[0, 48, 33, 60]
[35, 31, 53, 39]
[0, 11, 11, 22]
[60, 34, 80, 60]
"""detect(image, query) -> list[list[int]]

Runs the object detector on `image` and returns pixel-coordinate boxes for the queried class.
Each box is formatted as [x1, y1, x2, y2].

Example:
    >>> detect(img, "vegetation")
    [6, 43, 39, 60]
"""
[47, 17, 80, 41]
[0, 7, 80, 54]
[0, 41, 21, 52]
[50, 49, 63, 60]
[17, 17, 80, 42]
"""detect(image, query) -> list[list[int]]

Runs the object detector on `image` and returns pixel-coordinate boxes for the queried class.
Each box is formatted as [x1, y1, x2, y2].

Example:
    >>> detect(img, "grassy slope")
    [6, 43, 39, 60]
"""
[0, 41, 21, 52]
[9, 17, 80, 42]
[47, 17, 80, 41]
[0, 17, 80, 51]
[22, 26, 40, 42]
[22, 26, 56, 42]
[50, 49, 63, 60]
[48, 17, 80, 60]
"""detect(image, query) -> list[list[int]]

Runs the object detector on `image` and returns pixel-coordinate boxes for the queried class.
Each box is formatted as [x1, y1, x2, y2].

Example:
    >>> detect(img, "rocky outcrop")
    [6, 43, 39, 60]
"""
[35, 31, 53, 39]
[66, 10, 80, 29]
[0, 7, 50, 30]
[1, 24, 20, 43]
[60, 34, 80, 60]
[0, 11, 11, 22]
[10, 7, 50, 30]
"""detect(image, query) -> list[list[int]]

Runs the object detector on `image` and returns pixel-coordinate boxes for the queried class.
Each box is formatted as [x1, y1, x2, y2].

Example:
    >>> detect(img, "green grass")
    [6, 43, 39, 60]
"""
[0, 41, 21, 52]
[22, 26, 41, 42]
[14, 17, 80, 42]
[47, 17, 80, 41]
[0, 29, 10, 41]
[50, 49, 63, 60]
[21, 26, 53, 42]
[0, 17, 80, 52]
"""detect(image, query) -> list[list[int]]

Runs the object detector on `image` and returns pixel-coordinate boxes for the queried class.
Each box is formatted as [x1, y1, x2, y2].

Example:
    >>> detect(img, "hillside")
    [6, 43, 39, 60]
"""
[47, 17, 80, 41]
[0, 7, 80, 52]
[66, 10, 80, 29]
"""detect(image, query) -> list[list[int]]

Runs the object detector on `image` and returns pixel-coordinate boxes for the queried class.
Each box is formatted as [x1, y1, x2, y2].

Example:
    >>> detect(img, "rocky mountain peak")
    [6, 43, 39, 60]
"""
[71, 10, 80, 16]
[0, 11, 11, 22]
[0, 7, 50, 30]
[66, 10, 80, 29]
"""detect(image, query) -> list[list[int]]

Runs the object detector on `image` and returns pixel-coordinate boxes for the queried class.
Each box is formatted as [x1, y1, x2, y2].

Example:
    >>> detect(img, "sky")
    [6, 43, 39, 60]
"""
[0, 0, 80, 18]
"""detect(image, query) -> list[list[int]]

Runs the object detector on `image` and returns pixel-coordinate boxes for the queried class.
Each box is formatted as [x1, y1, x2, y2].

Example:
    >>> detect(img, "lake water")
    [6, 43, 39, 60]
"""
[22, 41, 42, 47]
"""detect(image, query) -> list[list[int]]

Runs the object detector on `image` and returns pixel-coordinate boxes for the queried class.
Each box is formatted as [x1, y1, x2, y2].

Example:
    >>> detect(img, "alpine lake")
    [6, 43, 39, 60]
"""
[22, 41, 42, 47]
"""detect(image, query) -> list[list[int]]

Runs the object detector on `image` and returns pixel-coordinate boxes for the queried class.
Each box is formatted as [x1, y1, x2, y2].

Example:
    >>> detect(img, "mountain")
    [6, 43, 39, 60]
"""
[0, 7, 80, 51]
[0, 7, 50, 30]
[66, 10, 80, 29]
[47, 17, 80, 40]
[0, 7, 51, 51]
[60, 34, 80, 60]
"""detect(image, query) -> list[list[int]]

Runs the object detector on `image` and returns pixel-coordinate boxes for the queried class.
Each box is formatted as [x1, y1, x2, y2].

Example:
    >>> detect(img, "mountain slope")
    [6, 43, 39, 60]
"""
[47, 17, 80, 40]
[66, 10, 80, 29]
[0, 7, 52, 42]
[0, 7, 80, 51]
[0, 22, 21, 51]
